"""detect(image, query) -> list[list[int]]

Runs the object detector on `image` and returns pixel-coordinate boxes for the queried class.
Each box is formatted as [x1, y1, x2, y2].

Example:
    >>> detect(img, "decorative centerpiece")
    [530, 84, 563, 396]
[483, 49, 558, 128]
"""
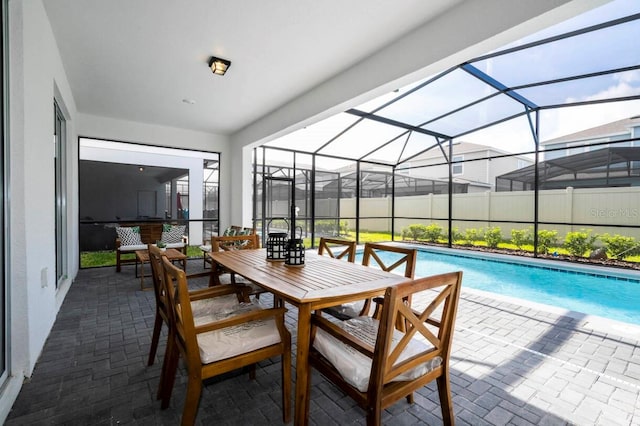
[266, 220, 288, 261]
[156, 240, 167, 252]
[285, 227, 305, 267]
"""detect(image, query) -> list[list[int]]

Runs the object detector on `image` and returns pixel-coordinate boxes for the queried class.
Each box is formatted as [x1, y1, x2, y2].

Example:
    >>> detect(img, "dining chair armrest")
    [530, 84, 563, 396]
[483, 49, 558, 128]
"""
[311, 313, 375, 358]
[195, 307, 288, 334]
[188, 284, 250, 302]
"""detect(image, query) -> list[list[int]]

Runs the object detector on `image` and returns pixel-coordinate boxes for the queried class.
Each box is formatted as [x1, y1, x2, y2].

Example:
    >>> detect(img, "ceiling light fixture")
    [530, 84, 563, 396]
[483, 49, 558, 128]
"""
[208, 56, 231, 76]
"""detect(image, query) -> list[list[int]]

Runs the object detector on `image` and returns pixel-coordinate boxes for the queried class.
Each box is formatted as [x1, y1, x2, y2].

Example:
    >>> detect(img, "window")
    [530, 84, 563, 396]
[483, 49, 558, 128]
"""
[452, 155, 463, 175]
[54, 101, 67, 287]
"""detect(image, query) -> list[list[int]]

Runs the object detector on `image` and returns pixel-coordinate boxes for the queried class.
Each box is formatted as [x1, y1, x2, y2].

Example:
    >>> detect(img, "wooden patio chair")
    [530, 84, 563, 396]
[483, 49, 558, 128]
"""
[147, 245, 251, 399]
[308, 271, 463, 426]
[324, 243, 416, 321]
[317, 237, 357, 262]
[207, 234, 264, 296]
[160, 257, 291, 425]
[201, 226, 255, 268]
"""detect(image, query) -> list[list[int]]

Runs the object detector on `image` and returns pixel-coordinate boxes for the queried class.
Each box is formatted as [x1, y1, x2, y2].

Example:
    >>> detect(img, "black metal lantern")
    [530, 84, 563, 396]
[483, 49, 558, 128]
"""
[266, 219, 288, 261]
[285, 227, 305, 267]
[266, 232, 288, 261]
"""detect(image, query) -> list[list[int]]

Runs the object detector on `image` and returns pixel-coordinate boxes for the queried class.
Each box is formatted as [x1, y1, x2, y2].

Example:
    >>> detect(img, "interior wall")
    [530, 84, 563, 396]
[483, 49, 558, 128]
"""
[4, 0, 79, 421]
[79, 163, 170, 222]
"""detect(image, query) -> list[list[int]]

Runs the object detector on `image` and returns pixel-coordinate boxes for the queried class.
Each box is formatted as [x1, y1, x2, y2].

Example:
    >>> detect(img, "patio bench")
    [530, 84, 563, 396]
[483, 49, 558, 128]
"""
[115, 222, 187, 272]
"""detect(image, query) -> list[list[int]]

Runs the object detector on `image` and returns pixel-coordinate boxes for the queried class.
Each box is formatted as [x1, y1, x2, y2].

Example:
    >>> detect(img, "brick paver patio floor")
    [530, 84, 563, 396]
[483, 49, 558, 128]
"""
[6, 259, 640, 425]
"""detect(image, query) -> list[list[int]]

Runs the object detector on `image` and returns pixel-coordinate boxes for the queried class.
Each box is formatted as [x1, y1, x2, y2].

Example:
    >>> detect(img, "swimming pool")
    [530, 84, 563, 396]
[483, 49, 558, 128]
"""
[355, 245, 640, 326]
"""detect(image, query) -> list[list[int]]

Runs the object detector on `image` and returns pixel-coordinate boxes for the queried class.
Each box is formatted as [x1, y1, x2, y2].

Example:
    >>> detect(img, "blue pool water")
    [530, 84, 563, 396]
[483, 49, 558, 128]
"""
[355, 247, 640, 326]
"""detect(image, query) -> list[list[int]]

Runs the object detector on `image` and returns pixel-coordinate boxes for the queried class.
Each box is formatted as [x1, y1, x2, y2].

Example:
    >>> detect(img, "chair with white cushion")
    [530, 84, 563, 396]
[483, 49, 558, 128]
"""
[160, 257, 291, 425]
[323, 243, 416, 321]
[146, 243, 248, 368]
[307, 271, 463, 426]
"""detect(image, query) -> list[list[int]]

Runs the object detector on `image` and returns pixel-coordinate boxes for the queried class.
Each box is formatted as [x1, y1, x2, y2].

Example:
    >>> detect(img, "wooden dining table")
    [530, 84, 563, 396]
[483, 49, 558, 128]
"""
[208, 248, 410, 425]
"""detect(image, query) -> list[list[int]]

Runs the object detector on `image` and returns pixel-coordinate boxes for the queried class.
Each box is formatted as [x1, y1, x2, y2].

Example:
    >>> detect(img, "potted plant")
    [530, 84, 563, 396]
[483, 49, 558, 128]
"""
[156, 240, 167, 252]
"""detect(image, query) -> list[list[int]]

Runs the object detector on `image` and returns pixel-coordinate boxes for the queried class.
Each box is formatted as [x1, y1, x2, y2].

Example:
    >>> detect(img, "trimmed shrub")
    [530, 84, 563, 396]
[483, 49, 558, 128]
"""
[484, 227, 502, 249]
[402, 224, 428, 240]
[511, 228, 533, 250]
[600, 233, 640, 260]
[563, 229, 597, 257]
[450, 227, 463, 243]
[537, 229, 558, 255]
[463, 228, 481, 246]
[423, 223, 443, 243]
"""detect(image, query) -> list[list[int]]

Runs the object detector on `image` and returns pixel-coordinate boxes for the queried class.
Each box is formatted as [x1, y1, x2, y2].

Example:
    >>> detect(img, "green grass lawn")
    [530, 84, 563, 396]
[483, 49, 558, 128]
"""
[81, 246, 204, 268]
[81, 235, 639, 268]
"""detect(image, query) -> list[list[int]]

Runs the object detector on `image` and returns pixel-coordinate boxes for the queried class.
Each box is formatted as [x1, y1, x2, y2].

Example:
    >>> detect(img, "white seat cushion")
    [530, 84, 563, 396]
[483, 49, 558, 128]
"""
[313, 316, 441, 392]
[118, 244, 148, 252]
[165, 242, 186, 249]
[196, 302, 281, 364]
[199, 245, 211, 252]
[191, 294, 242, 326]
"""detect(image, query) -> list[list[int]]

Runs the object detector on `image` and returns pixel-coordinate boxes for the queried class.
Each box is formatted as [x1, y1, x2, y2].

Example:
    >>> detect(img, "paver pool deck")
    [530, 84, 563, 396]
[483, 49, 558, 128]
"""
[6, 259, 640, 425]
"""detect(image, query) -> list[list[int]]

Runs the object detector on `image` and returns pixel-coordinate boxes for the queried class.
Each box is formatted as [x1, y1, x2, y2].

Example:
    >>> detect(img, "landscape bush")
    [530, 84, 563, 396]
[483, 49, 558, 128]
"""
[537, 229, 558, 255]
[423, 223, 443, 242]
[463, 228, 481, 245]
[600, 233, 640, 260]
[401, 224, 428, 240]
[510, 228, 533, 250]
[563, 229, 597, 257]
[450, 227, 463, 243]
[484, 227, 502, 248]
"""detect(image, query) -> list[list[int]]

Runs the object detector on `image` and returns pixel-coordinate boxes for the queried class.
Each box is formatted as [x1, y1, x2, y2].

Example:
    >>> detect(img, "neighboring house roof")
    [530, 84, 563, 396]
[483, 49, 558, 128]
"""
[542, 116, 640, 145]
[496, 146, 640, 190]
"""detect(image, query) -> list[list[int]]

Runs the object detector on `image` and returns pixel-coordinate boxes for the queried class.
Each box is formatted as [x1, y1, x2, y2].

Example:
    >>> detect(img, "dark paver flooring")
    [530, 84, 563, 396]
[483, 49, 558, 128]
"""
[6, 258, 640, 425]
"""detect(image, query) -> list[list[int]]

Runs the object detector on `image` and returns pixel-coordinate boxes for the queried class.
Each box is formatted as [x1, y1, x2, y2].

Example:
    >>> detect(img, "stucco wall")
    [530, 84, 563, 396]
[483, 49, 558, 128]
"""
[5, 0, 79, 420]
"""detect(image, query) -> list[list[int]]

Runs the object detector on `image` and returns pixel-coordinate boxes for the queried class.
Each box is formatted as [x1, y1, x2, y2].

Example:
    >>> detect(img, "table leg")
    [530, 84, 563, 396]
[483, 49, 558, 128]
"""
[139, 260, 145, 291]
[208, 263, 222, 287]
[295, 303, 312, 426]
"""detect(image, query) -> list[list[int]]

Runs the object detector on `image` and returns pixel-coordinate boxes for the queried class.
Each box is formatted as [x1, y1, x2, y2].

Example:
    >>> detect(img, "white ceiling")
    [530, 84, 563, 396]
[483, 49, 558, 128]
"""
[43, 0, 463, 136]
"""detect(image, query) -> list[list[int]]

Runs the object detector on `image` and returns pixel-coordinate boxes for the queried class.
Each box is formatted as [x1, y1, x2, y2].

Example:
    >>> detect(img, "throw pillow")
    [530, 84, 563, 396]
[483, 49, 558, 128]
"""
[238, 228, 253, 236]
[161, 225, 186, 244]
[222, 227, 237, 236]
[116, 227, 143, 246]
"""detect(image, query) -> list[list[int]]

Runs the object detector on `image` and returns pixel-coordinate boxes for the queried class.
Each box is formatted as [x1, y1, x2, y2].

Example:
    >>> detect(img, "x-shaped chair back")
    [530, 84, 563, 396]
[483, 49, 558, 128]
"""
[362, 243, 416, 278]
[318, 237, 356, 262]
[360, 243, 416, 317]
[212, 233, 259, 252]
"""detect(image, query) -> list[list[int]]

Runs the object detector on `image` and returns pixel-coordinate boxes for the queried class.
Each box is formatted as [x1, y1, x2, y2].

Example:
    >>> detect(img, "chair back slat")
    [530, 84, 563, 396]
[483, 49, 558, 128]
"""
[362, 243, 416, 278]
[318, 238, 356, 262]
[212, 234, 259, 252]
